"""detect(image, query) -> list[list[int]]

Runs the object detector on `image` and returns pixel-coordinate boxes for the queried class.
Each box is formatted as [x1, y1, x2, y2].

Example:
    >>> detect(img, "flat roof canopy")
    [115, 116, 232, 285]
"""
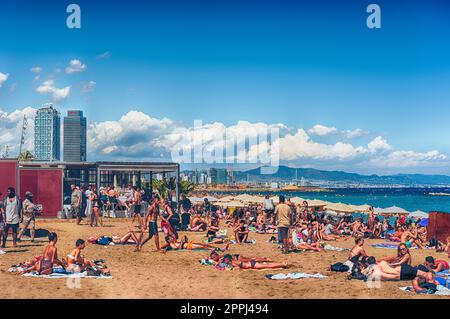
[18, 161, 179, 173]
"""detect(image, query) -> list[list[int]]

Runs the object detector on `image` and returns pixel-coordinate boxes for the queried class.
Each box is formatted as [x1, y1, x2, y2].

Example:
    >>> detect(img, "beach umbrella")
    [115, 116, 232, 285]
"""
[324, 202, 356, 214]
[418, 218, 428, 227]
[349, 204, 372, 213]
[216, 195, 235, 203]
[218, 200, 246, 208]
[234, 194, 264, 204]
[380, 206, 410, 215]
[408, 210, 428, 219]
[289, 196, 306, 205]
[270, 196, 280, 204]
[307, 199, 330, 207]
[374, 207, 385, 215]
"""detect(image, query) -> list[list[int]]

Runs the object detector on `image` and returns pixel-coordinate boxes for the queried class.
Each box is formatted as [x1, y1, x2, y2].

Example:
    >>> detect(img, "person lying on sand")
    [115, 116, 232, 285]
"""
[367, 260, 431, 282]
[377, 243, 412, 266]
[421, 256, 450, 273]
[215, 254, 289, 270]
[112, 229, 143, 245]
[20, 232, 65, 275]
[160, 235, 230, 252]
[208, 250, 273, 264]
[317, 221, 340, 241]
[412, 272, 441, 294]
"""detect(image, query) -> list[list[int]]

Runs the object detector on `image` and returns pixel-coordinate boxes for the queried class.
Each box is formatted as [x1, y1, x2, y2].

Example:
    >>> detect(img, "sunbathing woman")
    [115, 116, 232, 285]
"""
[112, 229, 143, 245]
[377, 243, 412, 266]
[20, 232, 65, 275]
[160, 235, 230, 252]
[318, 221, 340, 241]
[209, 250, 273, 264]
[290, 228, 323, 252]
[66, 239, 96, 273]
[348, 237, 368, 264]
[215, 254, 289, 270]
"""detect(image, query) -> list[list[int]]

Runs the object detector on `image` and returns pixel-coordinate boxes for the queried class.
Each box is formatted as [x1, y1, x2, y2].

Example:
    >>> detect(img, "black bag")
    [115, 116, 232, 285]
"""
[330, 262, 350, 272]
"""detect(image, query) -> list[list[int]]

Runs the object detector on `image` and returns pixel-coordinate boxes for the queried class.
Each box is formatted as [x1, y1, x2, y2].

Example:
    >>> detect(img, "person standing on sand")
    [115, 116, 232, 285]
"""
[136, 197, 161, 252]
[1, 187, 22, 248]
[71, 185, 82, 225]
[274, 195, 292, 254]
[18, 192, 37, 242]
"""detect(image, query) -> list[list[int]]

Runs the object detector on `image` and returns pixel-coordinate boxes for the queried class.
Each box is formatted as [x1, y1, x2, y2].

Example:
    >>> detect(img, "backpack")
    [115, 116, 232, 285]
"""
[330, 262, 350, 272]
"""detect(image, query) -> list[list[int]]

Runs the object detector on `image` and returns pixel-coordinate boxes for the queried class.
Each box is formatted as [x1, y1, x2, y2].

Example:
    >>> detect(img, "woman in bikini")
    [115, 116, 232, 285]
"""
[377, 243, 412, 266]
[348, 237, 368, 264]
[90, 187, 103, 227]
[214, 254, 289, 270]
[160, 235, 230, 252]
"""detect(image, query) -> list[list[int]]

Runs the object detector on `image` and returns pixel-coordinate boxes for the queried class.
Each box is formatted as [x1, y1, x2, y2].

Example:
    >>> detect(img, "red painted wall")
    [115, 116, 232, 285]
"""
[0, 160, 17, 197]
[427, 212, 450, 243]
[19, 169, 63, 218]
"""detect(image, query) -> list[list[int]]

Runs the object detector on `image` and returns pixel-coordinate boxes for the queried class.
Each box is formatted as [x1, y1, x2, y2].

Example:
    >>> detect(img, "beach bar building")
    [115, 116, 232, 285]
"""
[0, 159, 180, 218]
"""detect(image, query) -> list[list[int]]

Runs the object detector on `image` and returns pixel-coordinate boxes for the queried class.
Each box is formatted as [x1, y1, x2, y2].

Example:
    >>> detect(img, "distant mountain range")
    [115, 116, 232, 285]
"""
[235, 166, 450, 186]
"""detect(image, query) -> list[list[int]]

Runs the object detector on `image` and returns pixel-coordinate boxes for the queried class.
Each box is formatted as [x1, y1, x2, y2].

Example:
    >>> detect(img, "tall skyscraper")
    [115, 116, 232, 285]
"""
[63, 110, 87, 162]
[34, 104, 60, 161]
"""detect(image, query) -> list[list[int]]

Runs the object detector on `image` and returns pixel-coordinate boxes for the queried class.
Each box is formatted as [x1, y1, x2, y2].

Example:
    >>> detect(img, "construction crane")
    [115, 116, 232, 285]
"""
[19, 115, 28, 157]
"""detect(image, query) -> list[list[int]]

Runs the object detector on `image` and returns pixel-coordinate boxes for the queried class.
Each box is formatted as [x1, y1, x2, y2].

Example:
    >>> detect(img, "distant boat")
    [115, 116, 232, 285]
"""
[429, 192, 450, 196]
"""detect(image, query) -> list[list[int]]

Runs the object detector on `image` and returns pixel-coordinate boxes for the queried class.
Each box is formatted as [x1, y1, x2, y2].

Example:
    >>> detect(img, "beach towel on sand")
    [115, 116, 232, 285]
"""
[400, 285, 450, 296]
[266, 273, 327, 280]
[323, 244, 348, 252]
[9, 266, 112, 279]
[370, 243, 418, 249]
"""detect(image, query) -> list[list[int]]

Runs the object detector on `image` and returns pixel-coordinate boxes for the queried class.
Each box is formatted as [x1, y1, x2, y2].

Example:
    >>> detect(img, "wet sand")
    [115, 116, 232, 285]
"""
[0, 218, 447, 299]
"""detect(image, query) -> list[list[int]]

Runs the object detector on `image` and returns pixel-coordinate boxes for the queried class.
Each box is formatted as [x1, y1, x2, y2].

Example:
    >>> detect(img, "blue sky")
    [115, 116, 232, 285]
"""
[1, 0, 450, 174]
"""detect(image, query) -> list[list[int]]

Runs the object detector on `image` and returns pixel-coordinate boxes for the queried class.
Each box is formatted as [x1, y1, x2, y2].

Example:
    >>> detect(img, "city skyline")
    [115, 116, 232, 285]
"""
[1, 0, 450, 174]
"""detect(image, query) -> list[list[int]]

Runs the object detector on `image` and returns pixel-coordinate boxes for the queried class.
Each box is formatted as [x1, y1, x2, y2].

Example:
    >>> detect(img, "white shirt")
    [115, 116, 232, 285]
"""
[5, 197, 20, 224]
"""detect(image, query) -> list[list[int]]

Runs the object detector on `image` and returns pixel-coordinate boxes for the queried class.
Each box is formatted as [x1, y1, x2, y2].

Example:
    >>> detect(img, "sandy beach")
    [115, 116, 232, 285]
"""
[0, 218, 447, 299]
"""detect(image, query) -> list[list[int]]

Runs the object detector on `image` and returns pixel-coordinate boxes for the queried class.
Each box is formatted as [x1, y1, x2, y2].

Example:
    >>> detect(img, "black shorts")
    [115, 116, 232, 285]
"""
[4, 223, 19, 234]
[134, 204, 142, 214]
[278, 227, 289, 241]
[400, 264, 418, 280]
[148, 221, 158, 238]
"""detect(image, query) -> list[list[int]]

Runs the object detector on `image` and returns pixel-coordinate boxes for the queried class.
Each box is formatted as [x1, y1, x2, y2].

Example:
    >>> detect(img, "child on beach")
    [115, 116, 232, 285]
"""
[67, 239, 96, 273]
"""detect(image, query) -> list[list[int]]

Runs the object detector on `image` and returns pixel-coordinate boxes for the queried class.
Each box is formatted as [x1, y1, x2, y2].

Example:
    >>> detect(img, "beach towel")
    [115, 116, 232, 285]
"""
[266, 272, 327, 280]
[400, 285, 450, 296]
[230, 239, 257, 245]
[0, 250, 6, 255]
[323, 244, 348, 252]
[9, 266, 112, 279]
[370, 243, 418, 249]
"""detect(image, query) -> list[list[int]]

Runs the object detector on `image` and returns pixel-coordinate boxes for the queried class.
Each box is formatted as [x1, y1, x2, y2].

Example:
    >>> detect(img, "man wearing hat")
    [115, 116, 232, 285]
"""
[18, 191, 36, 242]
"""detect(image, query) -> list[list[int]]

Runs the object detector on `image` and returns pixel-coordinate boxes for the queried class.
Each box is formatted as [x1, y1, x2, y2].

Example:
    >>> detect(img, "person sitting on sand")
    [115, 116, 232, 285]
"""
[290, 227, 323, 252]
[400, 224, 420, 249]
[435, 236, 450, 257]
[372, 218, 383, 238]
[318, 220, 340, 241]
[421, 256, 450, 273]
[351, 218, 365, 238]
[215, 254, 289, 270]
[189, 212, 207, 232]
[348, 237, 368, 264]
[160, 235, 230, 252]
[21, 232, 65, 275]
[206, 214, 220, 242]
[378, 243, 412, 266]
[66, 239, 97, 273]
[233, 220, 249, 244]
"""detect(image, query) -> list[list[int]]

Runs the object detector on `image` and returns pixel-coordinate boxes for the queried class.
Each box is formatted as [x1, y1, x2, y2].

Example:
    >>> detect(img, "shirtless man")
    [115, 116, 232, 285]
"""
[401, 225, 419, 249]
[136, 197, 160, 252]
[352, 218, 365, 238]
[21, 232, 65, 275]
[368, 260, 431, 282]
[234, 220, 249, 244]
[190, 212, 207, 232]
[131, 187, 143, 228]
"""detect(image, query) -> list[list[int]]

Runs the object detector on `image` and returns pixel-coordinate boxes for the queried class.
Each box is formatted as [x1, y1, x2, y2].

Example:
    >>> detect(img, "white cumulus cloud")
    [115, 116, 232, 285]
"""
[0, 72, 9, 88]
[65, 59, 87, 74]
[30, 66, 42, 73]
[36, 80, 71, 102]
[308, 124, 338, 136]
[368, 136, 391, 153]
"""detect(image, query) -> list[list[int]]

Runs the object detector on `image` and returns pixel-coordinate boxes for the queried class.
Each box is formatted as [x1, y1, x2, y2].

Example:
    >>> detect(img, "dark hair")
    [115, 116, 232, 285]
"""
[367, 256, 376, 265]
[279, 195, 285, 203]
[425, 256, 435, 264]
[48, 232, 57, 242]
[223, 254, 233, 261]
[7, 187, 15, 193]
[355, 237, 364, 245]
[76, 239, 85, 247]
